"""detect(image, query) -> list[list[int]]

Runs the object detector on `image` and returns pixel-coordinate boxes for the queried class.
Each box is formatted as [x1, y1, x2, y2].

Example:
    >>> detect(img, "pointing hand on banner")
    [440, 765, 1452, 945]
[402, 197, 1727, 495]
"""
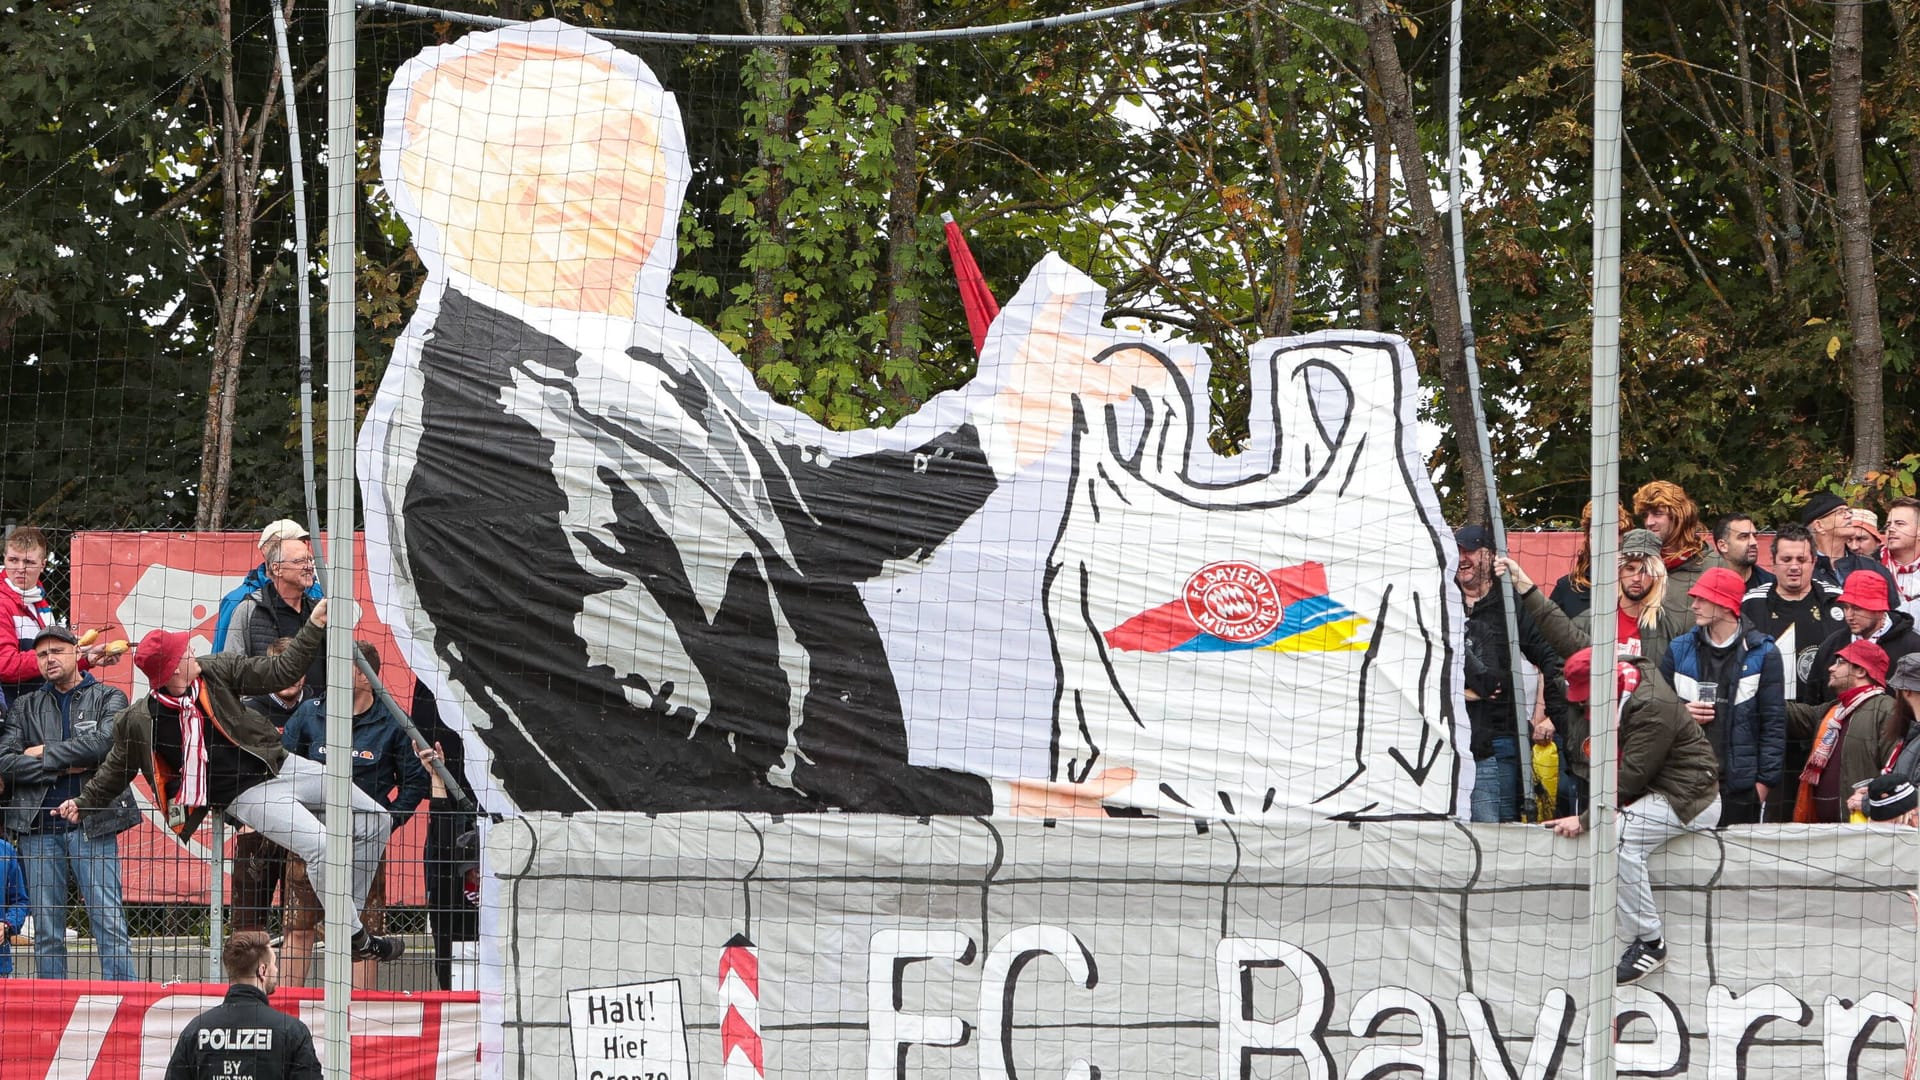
[1000, 767, 1137, 818]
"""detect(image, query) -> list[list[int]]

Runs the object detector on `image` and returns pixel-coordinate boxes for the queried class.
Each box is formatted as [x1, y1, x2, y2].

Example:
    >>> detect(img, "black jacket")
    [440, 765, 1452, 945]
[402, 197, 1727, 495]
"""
[225, 585, 324, 691]
[1816, 550, 1898, 596]
[0, 675, 142, 838]
[1807, 609, 1920, 704]
[164, 984, 320, 1080]
[1461, 585, 1569, 757]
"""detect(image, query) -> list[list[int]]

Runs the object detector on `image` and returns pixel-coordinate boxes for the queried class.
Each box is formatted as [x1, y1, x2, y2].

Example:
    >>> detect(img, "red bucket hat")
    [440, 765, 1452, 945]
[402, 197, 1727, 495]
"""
[1562, 648, 1641, 704]
[1836, 638, 1891, 686]
[1686, 566, 1748, 615]
[1838, 570, 1892, 613]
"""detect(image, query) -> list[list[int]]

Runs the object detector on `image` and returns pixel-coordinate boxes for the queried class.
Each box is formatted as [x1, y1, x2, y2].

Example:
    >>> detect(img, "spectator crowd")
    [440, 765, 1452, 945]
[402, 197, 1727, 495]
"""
[0, 520, 477, 987]
[0, 487, 1915, 988]
[1461, 481, 1920, 984]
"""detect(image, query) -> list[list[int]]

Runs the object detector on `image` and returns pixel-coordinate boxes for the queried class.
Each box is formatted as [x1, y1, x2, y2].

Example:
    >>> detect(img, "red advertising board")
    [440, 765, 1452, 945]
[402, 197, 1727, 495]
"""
[67, 533, 428, 907]
[0, 980, 479, 1079]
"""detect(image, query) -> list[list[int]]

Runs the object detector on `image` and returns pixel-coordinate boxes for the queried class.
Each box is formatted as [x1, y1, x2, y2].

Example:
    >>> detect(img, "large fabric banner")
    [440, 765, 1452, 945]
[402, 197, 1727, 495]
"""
[357, 18, 1465, 822]
[488, 813, 1918, 1080]
[0, 982, 479, 1079]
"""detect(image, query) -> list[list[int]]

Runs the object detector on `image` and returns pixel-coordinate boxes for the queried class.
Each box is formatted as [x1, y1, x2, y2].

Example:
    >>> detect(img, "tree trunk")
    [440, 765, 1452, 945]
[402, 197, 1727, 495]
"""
[1249, 8, 1301, 337]
[196, 0, 249, 530]
[1766, 1, 1805, 282]
[1358, 0, 1490, 524]
[192, 0, 283, 530]
[1728, 0, 1782, 293]
[1359, 51, 1389, 333]
[882, 0, 921, 408]
[1831, 0, 1886, 479]
[746, 0, 789, 371]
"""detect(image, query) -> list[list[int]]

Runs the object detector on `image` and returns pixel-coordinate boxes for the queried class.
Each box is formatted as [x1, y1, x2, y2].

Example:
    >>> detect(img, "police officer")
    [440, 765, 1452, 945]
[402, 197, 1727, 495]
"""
[165, 931, 320, 1080]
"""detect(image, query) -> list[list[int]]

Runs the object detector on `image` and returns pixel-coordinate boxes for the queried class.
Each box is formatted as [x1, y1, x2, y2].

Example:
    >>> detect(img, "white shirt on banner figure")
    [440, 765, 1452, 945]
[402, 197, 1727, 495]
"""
[358, 18, 1467, 821]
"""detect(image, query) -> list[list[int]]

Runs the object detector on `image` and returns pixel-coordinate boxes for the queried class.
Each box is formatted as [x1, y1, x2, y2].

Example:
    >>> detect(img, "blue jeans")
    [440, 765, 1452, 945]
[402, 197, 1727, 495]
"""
[1471, 737, 1522, 823]
[19, 828, 137, 981]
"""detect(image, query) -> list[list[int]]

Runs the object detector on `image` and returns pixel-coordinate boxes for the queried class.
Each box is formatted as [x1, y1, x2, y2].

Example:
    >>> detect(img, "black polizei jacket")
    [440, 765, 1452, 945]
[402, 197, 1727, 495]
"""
[0, 674, 141, 839]
[163, 983, 320, 1080]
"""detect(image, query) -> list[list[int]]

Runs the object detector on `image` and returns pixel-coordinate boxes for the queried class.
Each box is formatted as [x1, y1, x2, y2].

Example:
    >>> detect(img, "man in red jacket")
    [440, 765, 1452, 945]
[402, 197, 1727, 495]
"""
[2, 527, 121, 706]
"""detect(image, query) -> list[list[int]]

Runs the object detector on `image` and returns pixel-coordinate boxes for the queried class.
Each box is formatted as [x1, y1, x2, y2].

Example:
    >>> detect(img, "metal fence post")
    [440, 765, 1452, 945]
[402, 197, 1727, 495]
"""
[207, 813, 226, 982]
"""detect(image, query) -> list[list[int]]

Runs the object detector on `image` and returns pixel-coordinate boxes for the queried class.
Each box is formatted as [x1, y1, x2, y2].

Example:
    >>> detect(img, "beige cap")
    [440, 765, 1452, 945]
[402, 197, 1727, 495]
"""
[258, 518, 310, 552]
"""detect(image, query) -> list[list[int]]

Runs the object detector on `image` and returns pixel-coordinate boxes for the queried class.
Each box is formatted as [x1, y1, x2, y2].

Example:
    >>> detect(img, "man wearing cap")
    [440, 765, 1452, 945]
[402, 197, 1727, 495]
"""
[1712, 514, 1774, 591]
[1880, 497, 1920, 621]
[1660, 566, 1787, 825]
[1876, 654, 1920, 785]
[1801, 493, 1897, 595]
[1848, 509, 1885, 560]
[1857, 773, 1920, 825]
[1498, 529, 1687, 814]
[1545, 646, 1721, 984]
[0, 625, 141, 980]
[221, 528, 326, 694]
[52, 599, 408, 964]
[213, 520, 323, 656]
[1631, 480, 1724, 626]
[1785, 639, 1900, 822]
[1805, 570, 1920, 705]
[1455, 524, 1569, 822]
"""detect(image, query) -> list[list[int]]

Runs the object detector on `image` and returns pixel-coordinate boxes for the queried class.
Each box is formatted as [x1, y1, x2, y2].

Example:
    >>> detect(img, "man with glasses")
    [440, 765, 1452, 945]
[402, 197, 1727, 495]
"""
[222, 533, 325, 693]
[214, 520, 322, 654]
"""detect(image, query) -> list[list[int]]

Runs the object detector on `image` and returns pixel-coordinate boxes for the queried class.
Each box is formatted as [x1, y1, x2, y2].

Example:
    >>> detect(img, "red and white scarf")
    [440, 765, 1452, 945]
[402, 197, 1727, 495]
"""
[3, 576, 51, 630]
[1885, 550, 1920, 605]
[152, 680, 211, 808]
[1801, 685, 1881, 789]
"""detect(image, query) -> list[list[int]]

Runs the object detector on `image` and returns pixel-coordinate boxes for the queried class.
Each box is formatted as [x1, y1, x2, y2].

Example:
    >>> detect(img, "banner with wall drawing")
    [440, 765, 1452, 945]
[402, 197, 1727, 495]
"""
[488, 813, 1917, 1080]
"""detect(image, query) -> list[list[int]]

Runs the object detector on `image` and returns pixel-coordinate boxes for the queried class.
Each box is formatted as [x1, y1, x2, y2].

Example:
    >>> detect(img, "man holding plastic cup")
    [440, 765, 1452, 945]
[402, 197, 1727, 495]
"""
[1659, 566, 1787, 825]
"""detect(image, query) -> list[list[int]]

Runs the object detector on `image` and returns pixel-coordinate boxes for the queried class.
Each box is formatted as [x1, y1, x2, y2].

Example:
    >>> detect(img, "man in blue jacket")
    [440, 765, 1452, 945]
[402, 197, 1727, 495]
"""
[1661, 566, 1787, 826]
[278, 640, 428, 987]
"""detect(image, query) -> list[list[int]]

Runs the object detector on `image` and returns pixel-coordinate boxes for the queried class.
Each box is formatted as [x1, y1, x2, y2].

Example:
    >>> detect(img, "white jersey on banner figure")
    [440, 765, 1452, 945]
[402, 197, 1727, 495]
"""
[358, 19, 1467, 822]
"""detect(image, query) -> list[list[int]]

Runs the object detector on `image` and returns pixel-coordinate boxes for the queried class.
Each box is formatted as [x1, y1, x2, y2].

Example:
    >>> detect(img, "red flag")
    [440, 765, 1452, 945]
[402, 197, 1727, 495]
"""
[943, 212, 1000, 356]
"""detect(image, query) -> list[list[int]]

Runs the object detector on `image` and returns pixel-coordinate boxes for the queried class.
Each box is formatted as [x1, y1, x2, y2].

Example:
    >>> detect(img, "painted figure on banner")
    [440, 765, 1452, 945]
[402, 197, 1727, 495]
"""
[360, 19, 1464, 820]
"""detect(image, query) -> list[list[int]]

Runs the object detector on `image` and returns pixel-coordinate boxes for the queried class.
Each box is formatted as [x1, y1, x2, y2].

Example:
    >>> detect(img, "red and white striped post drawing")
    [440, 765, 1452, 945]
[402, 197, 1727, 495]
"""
[719, 934, 764, 1078]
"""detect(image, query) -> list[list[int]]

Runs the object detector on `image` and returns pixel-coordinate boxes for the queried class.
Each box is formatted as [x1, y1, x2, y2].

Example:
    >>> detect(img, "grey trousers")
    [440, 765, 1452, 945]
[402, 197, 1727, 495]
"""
[225, 755, 392, 937]
[1618, 792, 1721, 943]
